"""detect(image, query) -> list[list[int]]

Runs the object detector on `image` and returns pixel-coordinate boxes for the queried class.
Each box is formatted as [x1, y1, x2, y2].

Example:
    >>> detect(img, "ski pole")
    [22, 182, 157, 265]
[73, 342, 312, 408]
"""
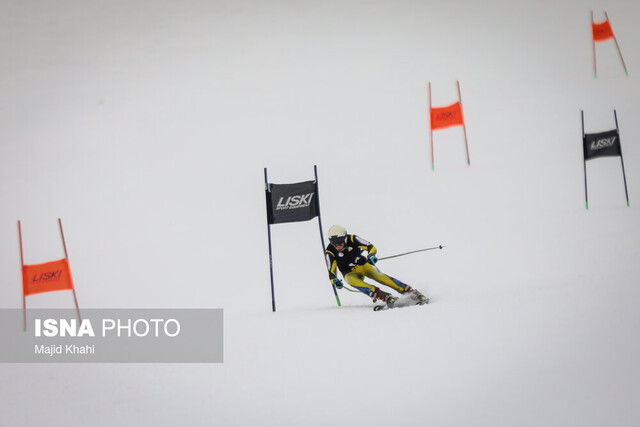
[378, 245, 445, 261]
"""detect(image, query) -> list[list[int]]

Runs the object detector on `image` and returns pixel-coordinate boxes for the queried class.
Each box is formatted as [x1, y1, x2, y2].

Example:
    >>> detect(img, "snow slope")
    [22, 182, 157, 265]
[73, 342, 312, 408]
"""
[1, 0, 639, 425]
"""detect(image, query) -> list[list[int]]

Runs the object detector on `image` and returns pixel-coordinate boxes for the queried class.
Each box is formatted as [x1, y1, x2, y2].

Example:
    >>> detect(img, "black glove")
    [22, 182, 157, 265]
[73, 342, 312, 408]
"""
[367, 254, 378, 265]
[332, 278, 343, 289]
[354, 256, 367, 266]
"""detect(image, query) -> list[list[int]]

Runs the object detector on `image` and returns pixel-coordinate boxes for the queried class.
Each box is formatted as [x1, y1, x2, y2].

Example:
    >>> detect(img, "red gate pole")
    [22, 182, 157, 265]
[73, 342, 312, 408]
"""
[591, 11, 598, 78]
[457, 80, 471, 166]
[18, 221, 27, 331]
[58, 218, 81, 321]
[428, 82, 435, 170]
[605, 12, 629, 76]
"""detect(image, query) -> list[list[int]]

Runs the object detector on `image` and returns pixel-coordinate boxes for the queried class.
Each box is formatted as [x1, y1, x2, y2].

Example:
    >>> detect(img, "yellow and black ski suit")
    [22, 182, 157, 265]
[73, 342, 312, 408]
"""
[325, 234, 409, 298]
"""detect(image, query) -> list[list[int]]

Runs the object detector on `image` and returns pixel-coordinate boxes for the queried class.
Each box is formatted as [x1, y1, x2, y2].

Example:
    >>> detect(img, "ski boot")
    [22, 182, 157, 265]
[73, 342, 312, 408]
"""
[403, 286, 429, 304]
[371, 288, 397, 309]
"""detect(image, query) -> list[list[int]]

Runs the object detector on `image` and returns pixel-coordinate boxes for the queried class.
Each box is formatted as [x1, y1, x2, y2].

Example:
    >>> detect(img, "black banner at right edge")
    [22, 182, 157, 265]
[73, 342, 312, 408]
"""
[584, 129, 622, 160]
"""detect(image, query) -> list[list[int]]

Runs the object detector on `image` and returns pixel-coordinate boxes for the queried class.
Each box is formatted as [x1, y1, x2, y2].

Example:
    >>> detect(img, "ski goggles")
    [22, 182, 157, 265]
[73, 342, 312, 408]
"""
[329, 236, 346, 246]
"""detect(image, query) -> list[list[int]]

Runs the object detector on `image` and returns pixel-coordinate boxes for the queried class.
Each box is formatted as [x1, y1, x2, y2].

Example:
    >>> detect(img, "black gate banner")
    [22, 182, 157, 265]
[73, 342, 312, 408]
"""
[584, 129, 622, 160]
[266, 180, 319, 224]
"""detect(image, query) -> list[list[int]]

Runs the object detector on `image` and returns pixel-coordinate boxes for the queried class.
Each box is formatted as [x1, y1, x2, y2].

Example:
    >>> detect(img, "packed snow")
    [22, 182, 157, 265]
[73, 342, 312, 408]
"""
[1, 0, 639, 425]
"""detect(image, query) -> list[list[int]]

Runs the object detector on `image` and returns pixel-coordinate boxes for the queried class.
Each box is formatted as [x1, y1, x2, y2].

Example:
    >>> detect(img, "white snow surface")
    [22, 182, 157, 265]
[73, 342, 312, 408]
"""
[2, 0, 640, 426]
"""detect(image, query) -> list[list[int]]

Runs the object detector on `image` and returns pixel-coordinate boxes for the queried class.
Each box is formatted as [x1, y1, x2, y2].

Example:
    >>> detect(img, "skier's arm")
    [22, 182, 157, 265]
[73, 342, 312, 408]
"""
[353, 235, 378, 264]
[325, 250, 343, 289]
[353, 235, 377, 256]
[325, 250, 339, 281]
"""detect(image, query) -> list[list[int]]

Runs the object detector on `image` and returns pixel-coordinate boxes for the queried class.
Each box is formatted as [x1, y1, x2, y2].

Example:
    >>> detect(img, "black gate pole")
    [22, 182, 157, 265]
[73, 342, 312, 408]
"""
[314, 165, 341, 307]
[582, 111, 589, 210]
[614, 110, 630, 206]
[264, 168, 277, 312]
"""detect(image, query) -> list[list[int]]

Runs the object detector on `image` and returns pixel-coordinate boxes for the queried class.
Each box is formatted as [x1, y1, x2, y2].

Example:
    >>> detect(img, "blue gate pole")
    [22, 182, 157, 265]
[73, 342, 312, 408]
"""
[314, 165, 341, 307]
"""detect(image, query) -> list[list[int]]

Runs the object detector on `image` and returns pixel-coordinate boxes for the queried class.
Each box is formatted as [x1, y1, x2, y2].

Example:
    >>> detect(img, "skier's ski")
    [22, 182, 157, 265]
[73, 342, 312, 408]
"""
[373, 297, 429, 311]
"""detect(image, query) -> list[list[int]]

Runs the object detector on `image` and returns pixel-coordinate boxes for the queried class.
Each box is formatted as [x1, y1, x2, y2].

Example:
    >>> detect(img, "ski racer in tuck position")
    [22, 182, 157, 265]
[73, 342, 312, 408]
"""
[325, 225, 428, 309]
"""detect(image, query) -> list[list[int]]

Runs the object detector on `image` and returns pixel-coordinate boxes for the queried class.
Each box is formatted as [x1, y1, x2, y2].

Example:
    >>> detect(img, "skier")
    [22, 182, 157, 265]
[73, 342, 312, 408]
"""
[325, 225, 428, 308]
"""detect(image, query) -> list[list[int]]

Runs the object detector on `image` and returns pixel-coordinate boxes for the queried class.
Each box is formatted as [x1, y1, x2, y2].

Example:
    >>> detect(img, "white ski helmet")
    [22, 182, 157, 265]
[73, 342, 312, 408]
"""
[328, 225, 347, 246]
